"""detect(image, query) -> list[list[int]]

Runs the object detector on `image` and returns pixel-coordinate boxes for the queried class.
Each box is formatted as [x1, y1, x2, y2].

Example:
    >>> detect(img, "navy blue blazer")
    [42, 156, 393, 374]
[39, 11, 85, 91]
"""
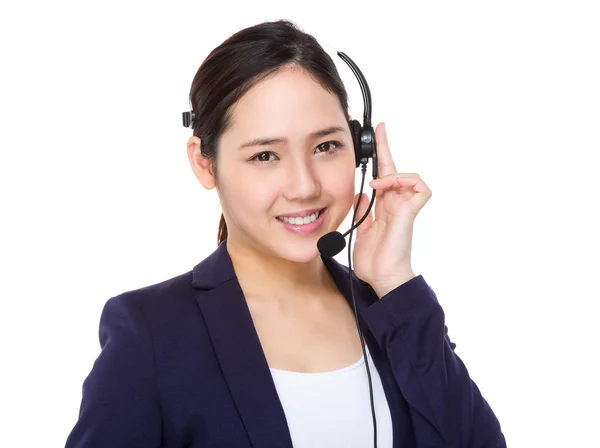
[66, 242, 506, 447]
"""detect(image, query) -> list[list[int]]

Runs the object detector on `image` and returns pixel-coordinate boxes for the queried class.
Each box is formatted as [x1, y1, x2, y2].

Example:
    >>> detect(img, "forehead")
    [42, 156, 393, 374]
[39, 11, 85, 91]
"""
[226, 66, 347, 139]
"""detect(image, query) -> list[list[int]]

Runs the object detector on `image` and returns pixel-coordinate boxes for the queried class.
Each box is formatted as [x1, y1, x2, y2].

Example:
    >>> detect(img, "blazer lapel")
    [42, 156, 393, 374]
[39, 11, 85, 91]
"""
[192, 243, 293, 447]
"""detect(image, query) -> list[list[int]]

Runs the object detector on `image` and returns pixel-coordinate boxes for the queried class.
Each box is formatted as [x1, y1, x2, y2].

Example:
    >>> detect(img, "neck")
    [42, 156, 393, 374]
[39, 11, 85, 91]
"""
[225, 238, 337, 300]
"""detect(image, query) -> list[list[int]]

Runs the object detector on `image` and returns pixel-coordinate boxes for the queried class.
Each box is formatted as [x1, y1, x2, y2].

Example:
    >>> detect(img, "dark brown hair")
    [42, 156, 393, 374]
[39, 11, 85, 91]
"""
[188, 19, 350, 245]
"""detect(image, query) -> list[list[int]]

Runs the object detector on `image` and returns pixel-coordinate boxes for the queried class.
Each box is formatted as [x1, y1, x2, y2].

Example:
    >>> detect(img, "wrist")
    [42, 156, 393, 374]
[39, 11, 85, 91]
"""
[373, 270, 417, 298]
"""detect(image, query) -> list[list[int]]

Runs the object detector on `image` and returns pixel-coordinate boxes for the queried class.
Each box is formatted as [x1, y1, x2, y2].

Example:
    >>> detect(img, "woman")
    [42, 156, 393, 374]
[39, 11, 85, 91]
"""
[65, 19, 506, 448]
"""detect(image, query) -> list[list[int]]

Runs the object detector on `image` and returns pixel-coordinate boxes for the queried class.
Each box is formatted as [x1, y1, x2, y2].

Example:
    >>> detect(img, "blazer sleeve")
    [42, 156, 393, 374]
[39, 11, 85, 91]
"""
[65, 295, 162, 448]
[360, 275, 507, 448]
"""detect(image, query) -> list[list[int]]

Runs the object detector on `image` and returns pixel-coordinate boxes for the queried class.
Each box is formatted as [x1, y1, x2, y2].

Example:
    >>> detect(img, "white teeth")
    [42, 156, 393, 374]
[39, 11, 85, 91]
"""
[277, 210, 321, 225]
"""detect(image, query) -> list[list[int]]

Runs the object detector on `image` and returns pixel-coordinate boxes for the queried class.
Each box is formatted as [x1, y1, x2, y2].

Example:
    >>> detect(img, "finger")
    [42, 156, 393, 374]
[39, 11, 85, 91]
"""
[372, 176, 433, 215]
[381, 175, 428, 194]
[369, 173, 421, 189]
[375, 122, 396, 178]
[352, 192, 373, 238]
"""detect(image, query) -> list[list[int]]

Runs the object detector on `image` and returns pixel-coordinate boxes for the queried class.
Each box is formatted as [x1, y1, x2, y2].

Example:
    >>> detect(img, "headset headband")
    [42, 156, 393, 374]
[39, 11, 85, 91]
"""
[336, 51, 372, 128]
[182, 51, 372, 129]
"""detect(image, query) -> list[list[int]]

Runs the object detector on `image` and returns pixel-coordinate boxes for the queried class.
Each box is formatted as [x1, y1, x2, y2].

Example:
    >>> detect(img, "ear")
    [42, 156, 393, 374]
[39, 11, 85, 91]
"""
[187, 136, 216, 190]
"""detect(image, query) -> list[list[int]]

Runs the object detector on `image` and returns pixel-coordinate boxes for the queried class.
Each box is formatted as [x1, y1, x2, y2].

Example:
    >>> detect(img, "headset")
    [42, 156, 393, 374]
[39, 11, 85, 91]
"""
[183, 51, 380, 448]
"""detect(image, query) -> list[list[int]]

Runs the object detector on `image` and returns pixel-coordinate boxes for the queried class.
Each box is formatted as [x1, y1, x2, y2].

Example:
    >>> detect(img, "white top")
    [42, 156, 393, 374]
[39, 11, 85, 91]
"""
[269, 345, 394, 447]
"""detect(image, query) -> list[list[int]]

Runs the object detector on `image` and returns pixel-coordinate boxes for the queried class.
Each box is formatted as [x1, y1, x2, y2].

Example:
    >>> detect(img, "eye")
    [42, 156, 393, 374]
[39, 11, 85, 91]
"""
[250, 151, 278, 164]
[315, 141, 342, 155]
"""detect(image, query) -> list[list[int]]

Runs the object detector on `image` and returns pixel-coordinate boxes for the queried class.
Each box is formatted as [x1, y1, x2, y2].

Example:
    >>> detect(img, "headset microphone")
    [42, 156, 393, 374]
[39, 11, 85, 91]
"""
[316, 188, 376, 258]
[316, 51, 378, 259]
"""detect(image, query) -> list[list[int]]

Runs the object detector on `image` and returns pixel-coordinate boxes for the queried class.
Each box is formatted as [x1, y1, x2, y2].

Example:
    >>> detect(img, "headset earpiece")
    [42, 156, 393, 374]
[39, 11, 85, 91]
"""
[338, 51, 378, 179]
[182, 110, 196, 128]
[349, 119, 362, 168]
[349, 119, 378, 178]
[359, 125, 377, 179]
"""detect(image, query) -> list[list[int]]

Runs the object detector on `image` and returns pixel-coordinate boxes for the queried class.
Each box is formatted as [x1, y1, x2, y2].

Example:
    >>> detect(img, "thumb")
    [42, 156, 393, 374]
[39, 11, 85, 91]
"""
[353, 193, 373, 238]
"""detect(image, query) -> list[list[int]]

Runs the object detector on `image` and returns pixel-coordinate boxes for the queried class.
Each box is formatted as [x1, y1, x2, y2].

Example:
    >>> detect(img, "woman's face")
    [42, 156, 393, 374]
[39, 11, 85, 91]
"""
[214, 66, 356, 263]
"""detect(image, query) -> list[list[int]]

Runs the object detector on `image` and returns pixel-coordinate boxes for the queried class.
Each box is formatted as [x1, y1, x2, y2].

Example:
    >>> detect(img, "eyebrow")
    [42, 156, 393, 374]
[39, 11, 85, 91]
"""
[238, 125, 346, 150]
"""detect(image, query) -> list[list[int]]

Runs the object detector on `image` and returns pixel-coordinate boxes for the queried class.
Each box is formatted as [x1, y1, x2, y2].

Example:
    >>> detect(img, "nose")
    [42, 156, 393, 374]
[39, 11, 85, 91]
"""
[281, 157, 321, 201]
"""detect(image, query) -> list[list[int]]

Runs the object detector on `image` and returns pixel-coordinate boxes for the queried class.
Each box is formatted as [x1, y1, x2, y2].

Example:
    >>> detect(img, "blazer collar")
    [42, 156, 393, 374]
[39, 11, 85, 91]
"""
[191, 241, 236, 289]
[191, 241, 377, 447]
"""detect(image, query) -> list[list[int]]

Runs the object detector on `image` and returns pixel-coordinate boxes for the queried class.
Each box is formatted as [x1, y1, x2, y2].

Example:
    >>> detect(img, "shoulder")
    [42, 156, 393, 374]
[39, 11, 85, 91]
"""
[100, 268, 200, 337]
[111, 269, 194, 306]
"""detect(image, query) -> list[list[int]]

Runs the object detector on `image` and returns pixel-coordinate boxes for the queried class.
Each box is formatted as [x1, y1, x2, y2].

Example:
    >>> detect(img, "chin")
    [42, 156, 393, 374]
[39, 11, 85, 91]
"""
[272, 240, 322, 264]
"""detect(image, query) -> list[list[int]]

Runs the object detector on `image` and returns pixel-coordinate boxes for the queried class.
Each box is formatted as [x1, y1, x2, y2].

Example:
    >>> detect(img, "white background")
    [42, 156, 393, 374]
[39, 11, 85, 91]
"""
[1, 1, 599, 446]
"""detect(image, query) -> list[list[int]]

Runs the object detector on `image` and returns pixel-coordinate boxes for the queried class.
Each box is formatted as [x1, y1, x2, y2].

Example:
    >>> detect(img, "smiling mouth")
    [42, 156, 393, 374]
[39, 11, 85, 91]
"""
[276, 208, 326, 225]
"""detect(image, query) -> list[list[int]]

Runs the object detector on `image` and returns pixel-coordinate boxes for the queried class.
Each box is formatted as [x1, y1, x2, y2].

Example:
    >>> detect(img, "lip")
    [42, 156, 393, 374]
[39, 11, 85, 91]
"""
[276, 207, 324, 218]
[277, 208, 327, 235]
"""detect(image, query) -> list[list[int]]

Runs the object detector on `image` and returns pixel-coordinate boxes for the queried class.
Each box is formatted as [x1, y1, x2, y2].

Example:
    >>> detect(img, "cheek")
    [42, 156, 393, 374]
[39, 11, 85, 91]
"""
[326, 162, 356, 199]
[221, 169, 279, 215]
